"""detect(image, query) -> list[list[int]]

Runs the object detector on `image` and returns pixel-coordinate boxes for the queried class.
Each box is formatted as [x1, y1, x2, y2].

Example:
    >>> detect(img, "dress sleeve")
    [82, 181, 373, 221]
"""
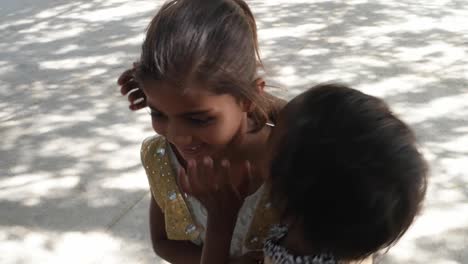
[141, 135, 167, 211]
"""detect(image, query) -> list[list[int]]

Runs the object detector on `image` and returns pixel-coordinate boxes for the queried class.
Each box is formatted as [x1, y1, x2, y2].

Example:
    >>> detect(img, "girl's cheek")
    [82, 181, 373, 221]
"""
[201, 124, 235, 145]
[152, 122, 167, 136]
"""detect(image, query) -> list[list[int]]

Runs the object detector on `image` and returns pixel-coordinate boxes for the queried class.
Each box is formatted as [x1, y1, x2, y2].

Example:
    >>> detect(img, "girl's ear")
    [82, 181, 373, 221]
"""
[243, 78, 266, 112]
[240, 97, 253, 112]
[255, 77, 266, 94]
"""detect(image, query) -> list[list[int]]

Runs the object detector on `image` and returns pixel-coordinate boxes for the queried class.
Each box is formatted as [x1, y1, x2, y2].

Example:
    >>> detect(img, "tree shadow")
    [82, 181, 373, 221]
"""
[377, 227, 468, 264]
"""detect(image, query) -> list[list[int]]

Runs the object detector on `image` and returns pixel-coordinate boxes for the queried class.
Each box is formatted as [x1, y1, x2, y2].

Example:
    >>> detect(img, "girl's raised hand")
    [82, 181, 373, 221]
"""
[179, 157, 253, 220]
[230, 251, 264, 264]
[117, 62, 147, 111]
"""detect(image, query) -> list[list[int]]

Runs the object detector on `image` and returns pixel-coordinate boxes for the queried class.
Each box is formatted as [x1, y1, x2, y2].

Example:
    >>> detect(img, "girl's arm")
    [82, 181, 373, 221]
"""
[179, 158, 256, 264]
[149, 194, 202, 264]
[201, 213, 237, 264]
[151, 195, 256, 264]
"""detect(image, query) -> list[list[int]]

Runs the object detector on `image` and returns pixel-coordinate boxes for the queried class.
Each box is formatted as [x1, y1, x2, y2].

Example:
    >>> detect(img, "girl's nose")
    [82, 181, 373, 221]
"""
[172, 135, 192, 145]
[166, 122, 192, 145]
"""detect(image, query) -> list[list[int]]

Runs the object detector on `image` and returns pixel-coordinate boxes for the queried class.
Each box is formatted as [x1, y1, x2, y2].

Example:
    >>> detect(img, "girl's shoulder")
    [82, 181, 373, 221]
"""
[141, 135, 166, 163]
[140, 135, 172, 198]
[140, 135, 201, 241]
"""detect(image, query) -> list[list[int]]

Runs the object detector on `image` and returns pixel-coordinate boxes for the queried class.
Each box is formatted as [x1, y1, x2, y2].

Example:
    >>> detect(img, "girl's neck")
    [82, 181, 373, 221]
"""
[224, 119, 272, 192]
[232, 117, 273, 160]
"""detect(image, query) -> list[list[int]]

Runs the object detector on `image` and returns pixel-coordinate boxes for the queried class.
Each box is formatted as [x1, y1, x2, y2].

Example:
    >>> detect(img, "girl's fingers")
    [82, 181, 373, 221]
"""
[117, 68, 134, 86]
[245, 160, 253, 183]
[129, 99, 147, 111]
[178, 167, 191, 195]
[127, 88, 145, 103]
[238, 160, 252, 197]
[202, 156, 215, 189]
[121, 80, 140, 95]
[198, 157, 207, 186]
[219, 159, 230, 187]
[221, 159, 242, 199]
[187, 159, 203, 193]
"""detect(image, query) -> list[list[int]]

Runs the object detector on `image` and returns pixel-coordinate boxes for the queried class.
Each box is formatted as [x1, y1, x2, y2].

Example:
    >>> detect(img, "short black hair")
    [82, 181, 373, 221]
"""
[269, 83, 428, 261]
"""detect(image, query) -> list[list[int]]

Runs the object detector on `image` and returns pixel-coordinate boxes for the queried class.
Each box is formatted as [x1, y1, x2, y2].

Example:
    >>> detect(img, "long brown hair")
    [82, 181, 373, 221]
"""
[136, 0, 274, 129]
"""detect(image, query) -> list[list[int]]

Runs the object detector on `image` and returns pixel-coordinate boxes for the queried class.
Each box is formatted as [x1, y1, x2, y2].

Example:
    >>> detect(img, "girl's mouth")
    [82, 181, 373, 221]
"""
[178, 143, 205, 158]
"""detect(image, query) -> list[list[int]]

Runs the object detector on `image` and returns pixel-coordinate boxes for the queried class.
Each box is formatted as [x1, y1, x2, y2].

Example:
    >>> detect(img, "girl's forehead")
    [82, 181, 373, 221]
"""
[144, 80, 214, 100]
[144, 79, 206, 93]
[143, 80, 239, 112]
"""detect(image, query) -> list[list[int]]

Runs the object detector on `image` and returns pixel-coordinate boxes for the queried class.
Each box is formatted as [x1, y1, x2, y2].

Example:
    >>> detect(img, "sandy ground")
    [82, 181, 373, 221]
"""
[1, 0, 467, 263]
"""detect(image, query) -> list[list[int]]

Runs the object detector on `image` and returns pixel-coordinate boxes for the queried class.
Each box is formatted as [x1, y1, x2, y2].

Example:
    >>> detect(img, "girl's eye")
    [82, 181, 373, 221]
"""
[148, 109, 166, 119]
[187, 116, 215, 126]
[151, 112, 163, 117]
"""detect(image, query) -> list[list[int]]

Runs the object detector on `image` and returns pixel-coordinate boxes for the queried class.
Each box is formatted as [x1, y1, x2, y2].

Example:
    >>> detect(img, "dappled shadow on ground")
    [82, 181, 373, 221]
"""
[0, 0, 467, 263]
[0, 0, 160, 262]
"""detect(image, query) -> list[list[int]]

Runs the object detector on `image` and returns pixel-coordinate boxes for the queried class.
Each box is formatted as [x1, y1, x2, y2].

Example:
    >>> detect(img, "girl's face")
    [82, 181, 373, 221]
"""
[143, 80, 249, 162]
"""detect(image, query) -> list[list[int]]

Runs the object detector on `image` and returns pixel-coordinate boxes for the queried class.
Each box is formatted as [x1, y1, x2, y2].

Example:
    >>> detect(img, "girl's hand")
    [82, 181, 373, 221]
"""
[230, 251, 264, 264]
[179, 157, 253, 221]
[117, 62, 147, 111]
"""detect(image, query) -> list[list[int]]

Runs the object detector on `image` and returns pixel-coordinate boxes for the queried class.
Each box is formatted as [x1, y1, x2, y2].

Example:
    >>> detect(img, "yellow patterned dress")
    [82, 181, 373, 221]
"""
[140, 135, 279, 256]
